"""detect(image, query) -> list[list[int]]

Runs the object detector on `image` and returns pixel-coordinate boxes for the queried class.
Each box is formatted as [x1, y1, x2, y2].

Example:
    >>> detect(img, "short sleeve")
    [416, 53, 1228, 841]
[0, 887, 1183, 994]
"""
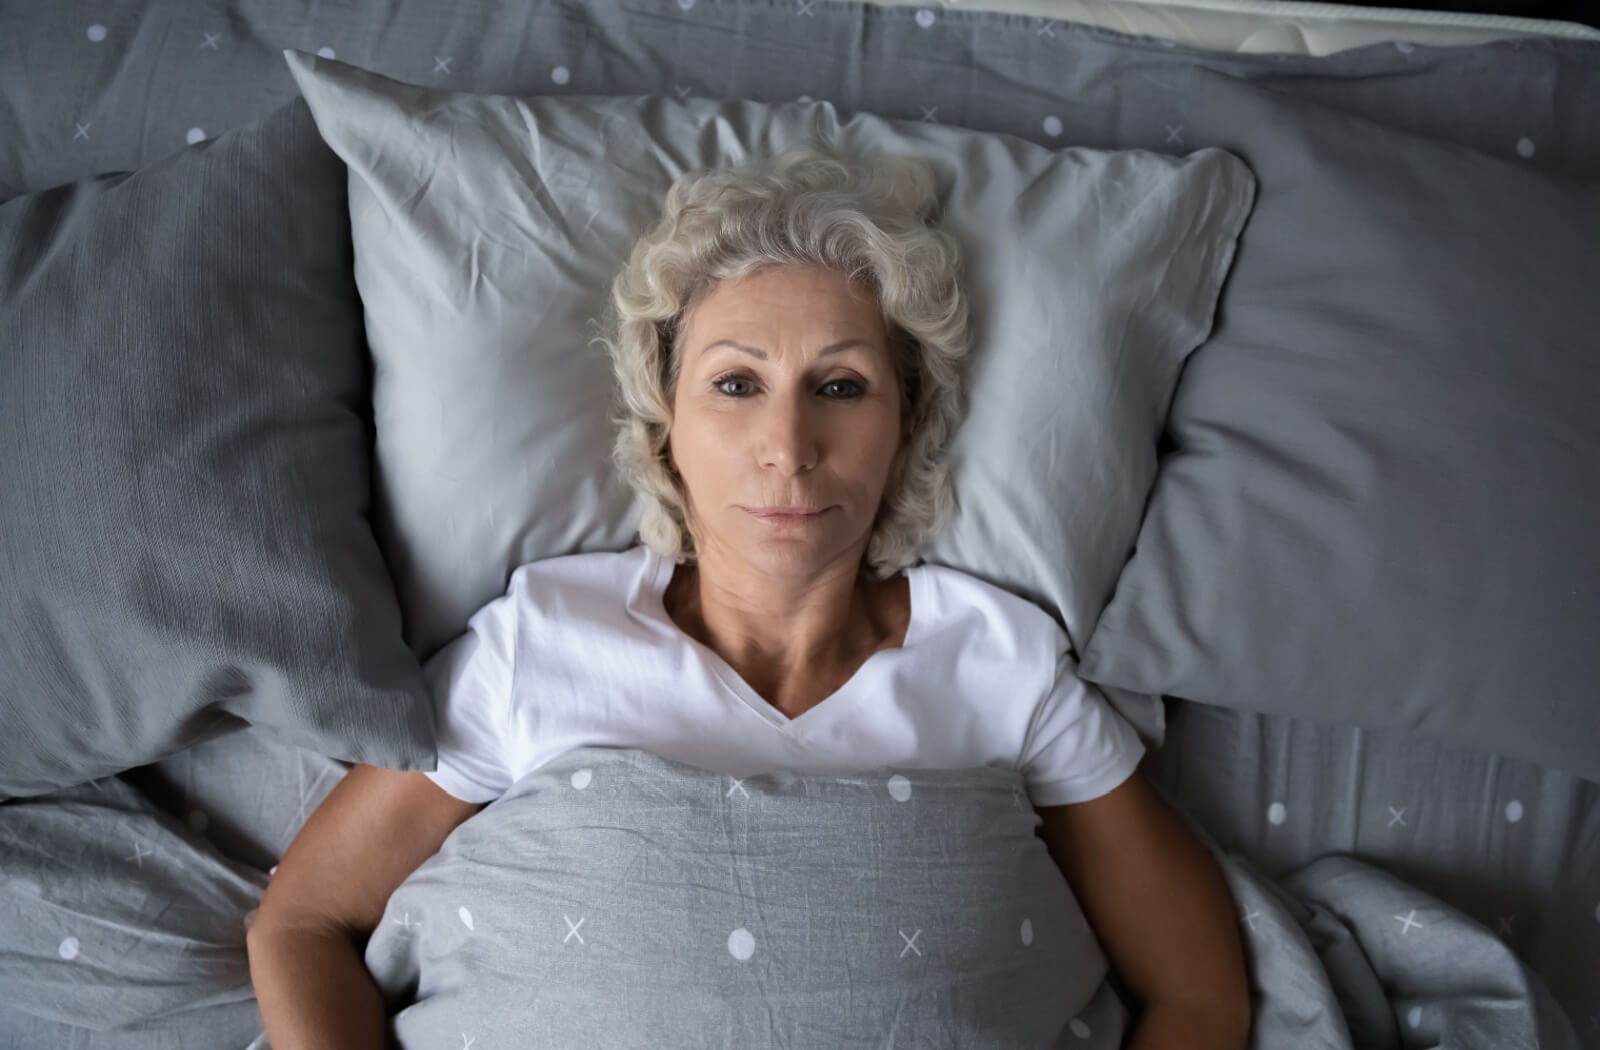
[421, 579, 519, 804]
[1019, 645, 1145, 807]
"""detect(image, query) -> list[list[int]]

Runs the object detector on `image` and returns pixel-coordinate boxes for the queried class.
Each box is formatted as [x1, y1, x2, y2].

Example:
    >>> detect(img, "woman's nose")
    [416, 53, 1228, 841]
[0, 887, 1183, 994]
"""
[758, 396, 820, 475]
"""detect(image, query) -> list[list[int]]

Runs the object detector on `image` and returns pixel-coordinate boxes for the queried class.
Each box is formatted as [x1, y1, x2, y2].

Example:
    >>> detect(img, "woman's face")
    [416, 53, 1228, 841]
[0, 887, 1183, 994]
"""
[669, 264, 903, 580]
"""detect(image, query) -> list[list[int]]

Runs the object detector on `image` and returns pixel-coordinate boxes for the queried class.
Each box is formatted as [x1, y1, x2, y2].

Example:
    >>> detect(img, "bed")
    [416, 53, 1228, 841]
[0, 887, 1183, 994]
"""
[2, 0, 1597, 1046]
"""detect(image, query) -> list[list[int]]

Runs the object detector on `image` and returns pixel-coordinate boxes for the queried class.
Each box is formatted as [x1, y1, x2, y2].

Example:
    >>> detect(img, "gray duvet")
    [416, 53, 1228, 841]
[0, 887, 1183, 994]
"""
[0, 747, 1579, 1048]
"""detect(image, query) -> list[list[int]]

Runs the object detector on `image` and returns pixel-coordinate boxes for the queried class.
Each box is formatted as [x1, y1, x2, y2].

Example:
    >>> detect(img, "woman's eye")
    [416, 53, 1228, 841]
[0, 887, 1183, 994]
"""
[712, 376, 863, 398]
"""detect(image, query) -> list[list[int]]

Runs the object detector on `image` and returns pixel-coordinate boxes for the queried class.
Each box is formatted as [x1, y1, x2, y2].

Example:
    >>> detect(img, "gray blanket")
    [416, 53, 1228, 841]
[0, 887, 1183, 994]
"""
[0, 748, 1577, 1048]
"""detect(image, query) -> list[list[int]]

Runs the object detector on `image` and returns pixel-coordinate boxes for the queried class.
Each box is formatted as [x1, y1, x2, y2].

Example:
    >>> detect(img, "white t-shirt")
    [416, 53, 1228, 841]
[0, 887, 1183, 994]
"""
[425, 545, 1144, 808]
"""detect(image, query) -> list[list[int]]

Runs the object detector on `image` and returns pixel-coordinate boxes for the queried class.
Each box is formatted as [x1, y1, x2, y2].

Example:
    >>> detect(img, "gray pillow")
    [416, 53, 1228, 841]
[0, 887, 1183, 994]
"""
[283, 51, 1256, 741]
[0, 99, 436, 797]
[1079, 72, 1600, 781]
[365, 746, 1128, 1048]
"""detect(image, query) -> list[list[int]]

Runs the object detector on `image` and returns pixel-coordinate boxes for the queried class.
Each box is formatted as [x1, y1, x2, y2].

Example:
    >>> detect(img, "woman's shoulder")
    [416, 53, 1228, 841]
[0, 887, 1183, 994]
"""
[502, 545, 653, 615]
[911, 561, 1067, 656]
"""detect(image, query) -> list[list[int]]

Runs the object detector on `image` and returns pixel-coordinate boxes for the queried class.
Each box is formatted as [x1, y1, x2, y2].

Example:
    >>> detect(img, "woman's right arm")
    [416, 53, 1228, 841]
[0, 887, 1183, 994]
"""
[246, 763, 486, 1050]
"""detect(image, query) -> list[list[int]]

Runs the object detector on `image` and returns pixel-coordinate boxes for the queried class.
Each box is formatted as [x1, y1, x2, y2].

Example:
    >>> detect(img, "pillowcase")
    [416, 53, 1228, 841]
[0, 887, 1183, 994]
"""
[1079, 71, 1600, 780]
[283, 51, 1256, 740]
[0, 99, 436, 797]
[364, 746, 1128, 1048]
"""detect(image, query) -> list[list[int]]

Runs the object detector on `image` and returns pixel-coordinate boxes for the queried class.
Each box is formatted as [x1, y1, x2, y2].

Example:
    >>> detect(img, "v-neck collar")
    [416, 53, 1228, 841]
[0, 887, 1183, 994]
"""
[637, 545, 922, 730]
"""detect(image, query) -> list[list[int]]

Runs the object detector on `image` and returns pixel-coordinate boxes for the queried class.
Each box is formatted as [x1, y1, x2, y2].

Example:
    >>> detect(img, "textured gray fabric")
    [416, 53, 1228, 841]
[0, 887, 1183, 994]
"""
[0, 99, 437, 798]
[0, 776, 267, 1048]
[2, 2, 1598, 200]
[1213, 850, 1581, 1050]
[364, 748, 1125, 1048]
[1078, 71, 1600, 782]
[122, 725, 350, 872]
[285, 53, 1256, 755]
[1149, 700, 1600, 1049]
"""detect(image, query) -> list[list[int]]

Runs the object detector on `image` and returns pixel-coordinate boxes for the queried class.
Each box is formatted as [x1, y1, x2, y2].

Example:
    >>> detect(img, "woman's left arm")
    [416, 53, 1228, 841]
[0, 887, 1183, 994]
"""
[1035, 767, 1252, 1050]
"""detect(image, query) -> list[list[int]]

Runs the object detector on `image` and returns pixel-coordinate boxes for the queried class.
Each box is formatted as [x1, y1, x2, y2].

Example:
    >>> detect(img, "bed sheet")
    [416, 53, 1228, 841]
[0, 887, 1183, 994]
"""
[4, 0, 1600, 201]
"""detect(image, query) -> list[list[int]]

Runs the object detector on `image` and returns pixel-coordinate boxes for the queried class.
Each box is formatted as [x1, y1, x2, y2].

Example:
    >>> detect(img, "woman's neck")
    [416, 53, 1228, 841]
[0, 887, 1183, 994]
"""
[663, 550, 908, 711]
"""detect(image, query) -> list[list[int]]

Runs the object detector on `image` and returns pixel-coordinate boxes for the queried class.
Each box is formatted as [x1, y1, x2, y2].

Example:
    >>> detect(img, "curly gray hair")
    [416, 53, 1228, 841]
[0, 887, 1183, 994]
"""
[598, 141, 969, 578]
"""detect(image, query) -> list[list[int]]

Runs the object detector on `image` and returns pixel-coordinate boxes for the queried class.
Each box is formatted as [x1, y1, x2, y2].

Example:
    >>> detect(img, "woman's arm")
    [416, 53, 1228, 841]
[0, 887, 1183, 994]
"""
[246, 764, 485, 1050]
[1035, 767, 1251, 1050]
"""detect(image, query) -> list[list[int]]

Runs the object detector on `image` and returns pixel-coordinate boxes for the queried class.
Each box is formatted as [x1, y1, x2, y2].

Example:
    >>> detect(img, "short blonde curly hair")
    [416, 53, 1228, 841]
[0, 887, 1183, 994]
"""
[599, 141, 970, 578]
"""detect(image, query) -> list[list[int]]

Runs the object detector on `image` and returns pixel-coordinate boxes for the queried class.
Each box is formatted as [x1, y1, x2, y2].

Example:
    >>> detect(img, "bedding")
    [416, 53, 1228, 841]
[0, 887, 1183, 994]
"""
[1, 747, 1581, 1048]
[285, 51, 1255, 752]
[1077, 69, 1600, 782]
[2, 0, 1598, 1045]
[0, 98, 434, 798]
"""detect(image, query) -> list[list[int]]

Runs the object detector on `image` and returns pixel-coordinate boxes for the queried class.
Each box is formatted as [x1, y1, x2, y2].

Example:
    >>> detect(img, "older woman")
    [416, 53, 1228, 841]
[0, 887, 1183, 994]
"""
[249, 146, 1250, 1049]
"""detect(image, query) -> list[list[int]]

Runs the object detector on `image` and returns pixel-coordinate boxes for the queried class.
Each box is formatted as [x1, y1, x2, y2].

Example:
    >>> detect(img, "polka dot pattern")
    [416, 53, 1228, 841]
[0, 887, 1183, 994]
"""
[1505, 800, 1524, 824]
[58, 937, 80, 960]
[570, 768, 593, 789]
[915, 9, 935, 28]
[887, 775, 912, 802]
[1069, 1018, 1091, 1039]
[727, 927, 755, 960]
[551, 65, 571, 86]
[186, 127, 205, 144]
[1042, 115, 1062, 137]
[1267, 802, 1287, 826]
[1517, 137, 1535, 158]
[87, 24, 107, 42]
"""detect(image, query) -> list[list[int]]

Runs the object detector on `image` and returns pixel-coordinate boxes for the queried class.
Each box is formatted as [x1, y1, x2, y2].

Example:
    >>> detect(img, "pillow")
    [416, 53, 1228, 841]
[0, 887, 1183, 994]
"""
[364, 746, 1129, 1047]
[1079, 71, 1600, 780]
[0, 99, 436, 797]
[283, 51, 1256, 741]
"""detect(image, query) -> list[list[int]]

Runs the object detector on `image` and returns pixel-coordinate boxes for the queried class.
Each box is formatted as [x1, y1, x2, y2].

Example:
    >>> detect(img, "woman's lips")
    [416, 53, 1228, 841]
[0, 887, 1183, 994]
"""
[743, 506, 832, 526]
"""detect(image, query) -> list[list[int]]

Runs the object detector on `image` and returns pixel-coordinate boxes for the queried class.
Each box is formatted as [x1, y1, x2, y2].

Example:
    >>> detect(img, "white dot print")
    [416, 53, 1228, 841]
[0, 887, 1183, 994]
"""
[186, 128, 205, 144]
[243, 909, 258, 931]
[1267, 802, 1287, 826]
[1019, 918, 1034, 946]
[87, 24, 107, 42]
[1505, 800, 1524, 823]
[1394, 41, 1415, 54]
[1517, 138, 1535, 158]
[316, 46, 337, 59]
[727, 927, 756, 960]
[678, 0, 695, 8]
[187, 809, 209, 832]
[1069, 1018, 1092, 1039]
[797, 94, 813, 103]
[551, 66, 571, 85]
[1042, 115, 1063, 138]
[915, 8, 935, 28]
[458, 906, 475, 930]
[58, 937, 80, 960]
[571, 768, 592, 789]
[887, 775, 912, 802]
[1407, 1006, 1423, 1029]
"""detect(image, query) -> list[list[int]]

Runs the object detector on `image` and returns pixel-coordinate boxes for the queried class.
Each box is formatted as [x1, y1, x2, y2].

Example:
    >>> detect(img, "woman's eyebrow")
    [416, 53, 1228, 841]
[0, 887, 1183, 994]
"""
[702, 338, 872, 360]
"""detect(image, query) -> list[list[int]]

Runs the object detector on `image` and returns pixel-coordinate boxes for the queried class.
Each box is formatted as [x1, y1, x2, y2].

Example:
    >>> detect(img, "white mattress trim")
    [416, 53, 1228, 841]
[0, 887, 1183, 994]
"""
[855, 0, 1600, 54]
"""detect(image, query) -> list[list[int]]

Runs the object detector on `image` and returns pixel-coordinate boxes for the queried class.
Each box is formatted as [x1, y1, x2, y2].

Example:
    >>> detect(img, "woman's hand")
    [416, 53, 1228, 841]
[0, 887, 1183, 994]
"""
[1035, 767, 1251, 1050]
[247, 764, 485, 1050]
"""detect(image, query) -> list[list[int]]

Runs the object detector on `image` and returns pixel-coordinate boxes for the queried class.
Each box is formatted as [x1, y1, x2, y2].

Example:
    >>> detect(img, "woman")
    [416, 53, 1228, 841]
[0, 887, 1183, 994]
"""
[248, 144, 1250, 1049]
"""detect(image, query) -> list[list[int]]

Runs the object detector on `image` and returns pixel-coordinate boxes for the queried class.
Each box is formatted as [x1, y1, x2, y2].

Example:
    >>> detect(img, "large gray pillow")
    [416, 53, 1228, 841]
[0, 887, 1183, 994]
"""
[365, 746, 1128, 1048]
[283, 51, 1256, 741]
[1079, 72, 1600, 781]
[0, 99, 436, 797]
